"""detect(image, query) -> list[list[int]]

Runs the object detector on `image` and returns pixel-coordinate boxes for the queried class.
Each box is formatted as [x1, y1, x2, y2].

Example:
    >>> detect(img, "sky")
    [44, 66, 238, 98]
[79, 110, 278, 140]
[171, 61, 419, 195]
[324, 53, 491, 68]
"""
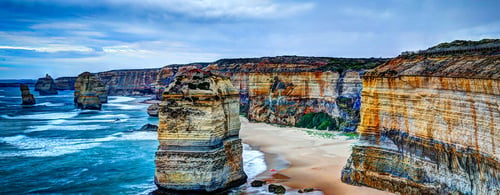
[0, 0, 499, 79]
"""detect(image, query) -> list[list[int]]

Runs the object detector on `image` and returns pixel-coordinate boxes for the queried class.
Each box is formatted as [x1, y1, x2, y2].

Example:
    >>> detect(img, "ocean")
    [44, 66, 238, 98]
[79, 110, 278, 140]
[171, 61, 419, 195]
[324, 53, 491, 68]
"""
[0, 86, 267, 194]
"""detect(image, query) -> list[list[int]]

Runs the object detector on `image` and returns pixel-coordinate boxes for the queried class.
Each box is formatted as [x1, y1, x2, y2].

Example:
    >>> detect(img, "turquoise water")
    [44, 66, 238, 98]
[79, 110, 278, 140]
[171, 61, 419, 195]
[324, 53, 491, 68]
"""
[0, 87, 266, 194]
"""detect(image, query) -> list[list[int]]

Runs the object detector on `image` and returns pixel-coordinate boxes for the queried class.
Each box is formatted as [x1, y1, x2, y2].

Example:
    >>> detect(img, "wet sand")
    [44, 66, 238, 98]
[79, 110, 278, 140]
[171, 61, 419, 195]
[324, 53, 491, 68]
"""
[239, 117, 392, 195]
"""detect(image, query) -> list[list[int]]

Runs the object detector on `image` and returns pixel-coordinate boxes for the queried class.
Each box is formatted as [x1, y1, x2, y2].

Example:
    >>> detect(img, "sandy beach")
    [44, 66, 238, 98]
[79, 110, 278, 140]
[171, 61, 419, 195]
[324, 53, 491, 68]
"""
[239, 117, 392, 195]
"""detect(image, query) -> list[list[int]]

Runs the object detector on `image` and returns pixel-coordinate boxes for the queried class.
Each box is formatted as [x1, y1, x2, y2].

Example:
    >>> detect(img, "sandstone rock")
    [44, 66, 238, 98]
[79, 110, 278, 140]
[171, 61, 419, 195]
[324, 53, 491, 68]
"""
[97, 68, 159, 96]
[147, 103, 159, 117]
[55, 77, 77, 90]
[155, 68, 247, 193]
[74, 72, 107, 110]
[34, 74, 58, 95]
[342, 40, 500, 194]
[19, 84, 35, 105]
[250, 180, 266, 187]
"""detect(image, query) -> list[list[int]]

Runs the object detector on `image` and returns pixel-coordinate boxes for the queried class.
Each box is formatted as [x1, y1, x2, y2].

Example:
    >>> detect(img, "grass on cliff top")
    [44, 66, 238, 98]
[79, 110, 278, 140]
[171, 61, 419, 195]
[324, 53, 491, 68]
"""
[318, 58, 388, 73]
[295, 112, 345, 131]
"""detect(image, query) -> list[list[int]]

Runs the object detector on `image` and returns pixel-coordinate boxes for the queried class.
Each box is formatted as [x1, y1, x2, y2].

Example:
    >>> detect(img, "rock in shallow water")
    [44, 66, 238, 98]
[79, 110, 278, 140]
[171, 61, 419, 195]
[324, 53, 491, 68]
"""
[74, 72, 107, 110]
[147, 103, 159, 117]
[155, 68, 247, 193]
[34, 74, 58, 95]
[19, 84, 35, 105]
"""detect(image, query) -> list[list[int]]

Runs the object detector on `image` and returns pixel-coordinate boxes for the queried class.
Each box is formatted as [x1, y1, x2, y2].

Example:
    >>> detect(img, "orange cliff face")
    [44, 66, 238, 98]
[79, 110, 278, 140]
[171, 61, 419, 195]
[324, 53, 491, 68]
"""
[342, 40, 500, 194]
[155, 56, 388, 131]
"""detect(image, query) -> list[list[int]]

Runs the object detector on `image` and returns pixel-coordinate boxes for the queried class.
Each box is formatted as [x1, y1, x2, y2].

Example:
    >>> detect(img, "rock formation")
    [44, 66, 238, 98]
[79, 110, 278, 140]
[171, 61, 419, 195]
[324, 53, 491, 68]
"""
[74, 72, 107, 110]
[34, 74, 58, 95]
[155, 68, 247, 193]
[147, 103, 159, 117]
[154, 57, 387, 131]
[55, 77, 77, 90]
[342, 39, 500, 194]
[97, 68, 159, 95]
[19, 84, 35, 105]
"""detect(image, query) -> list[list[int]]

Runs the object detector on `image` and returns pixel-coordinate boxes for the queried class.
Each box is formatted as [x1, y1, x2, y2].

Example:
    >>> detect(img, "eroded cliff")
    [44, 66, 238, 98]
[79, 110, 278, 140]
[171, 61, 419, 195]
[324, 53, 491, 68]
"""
[156, 57, 387, 131]
[342, 40, 500, 194]
[97, 68, 160, 96]
[35, 74, 58, 95]
[155, 68, 247, 193]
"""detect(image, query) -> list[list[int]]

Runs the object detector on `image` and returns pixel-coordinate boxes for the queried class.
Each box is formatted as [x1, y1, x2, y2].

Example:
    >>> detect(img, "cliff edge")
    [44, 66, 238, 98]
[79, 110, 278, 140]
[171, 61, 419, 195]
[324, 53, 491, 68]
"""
[342, 39, 500, 194]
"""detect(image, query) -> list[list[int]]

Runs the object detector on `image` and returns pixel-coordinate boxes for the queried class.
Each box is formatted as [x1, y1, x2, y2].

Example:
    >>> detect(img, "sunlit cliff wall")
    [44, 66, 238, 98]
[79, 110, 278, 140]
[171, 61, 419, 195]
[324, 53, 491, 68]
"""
[156, 56, 387, 131]
[342, 40, 500, 194]
[97, 68, 160, 96]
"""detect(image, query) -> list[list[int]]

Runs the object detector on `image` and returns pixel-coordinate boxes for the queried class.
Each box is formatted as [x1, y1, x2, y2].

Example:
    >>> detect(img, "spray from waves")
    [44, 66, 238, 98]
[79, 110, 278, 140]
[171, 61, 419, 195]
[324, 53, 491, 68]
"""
[1, 112, 79, 120]
[110, 131, 157, 141]
[108, 96, 136, 103]
[36, 102, 65, 107]
[82, 114, 130, 119]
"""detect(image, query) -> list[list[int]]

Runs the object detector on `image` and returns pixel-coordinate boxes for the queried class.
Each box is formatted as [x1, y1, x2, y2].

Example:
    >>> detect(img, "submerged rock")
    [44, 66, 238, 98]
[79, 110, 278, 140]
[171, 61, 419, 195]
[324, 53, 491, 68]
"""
[147, 103, 159, 117]
[34, 74, 58, 95]
[137, 123, 158, 131]
[19, 84, 35, 105]
[74, 72, 107, 110]
[155, 68, 247, 193]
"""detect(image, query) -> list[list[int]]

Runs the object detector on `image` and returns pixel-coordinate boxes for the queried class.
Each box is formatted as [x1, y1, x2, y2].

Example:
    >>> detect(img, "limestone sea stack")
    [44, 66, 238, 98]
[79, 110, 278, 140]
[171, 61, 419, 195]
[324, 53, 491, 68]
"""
[20, 84, 35, 105]
[34, 74, 58, 95]
[341, 39, 500, 194]
[155, 69, 247, 193]
[74, 72, 108, 110]
[55, 77, 77, 90]
[147, 103, 159, 117]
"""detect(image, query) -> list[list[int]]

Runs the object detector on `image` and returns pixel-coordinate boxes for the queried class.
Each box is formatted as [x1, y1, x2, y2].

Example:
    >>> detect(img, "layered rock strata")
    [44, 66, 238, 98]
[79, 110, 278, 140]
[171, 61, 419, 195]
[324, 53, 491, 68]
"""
[34, 74, 58, 95]
[19, 84, 35, 105]
[342, 40, 500, 194]
[155, 69, 247, 193]
[155, 57, 387, 131]
[55, 77, 77, 90]
[74, 72, 108, 110]
[97, 68, 160, 96]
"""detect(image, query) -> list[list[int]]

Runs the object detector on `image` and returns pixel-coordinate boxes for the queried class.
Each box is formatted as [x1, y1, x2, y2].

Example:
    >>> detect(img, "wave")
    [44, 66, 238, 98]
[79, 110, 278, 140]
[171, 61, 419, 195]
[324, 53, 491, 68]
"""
[26, 124, 109, 132]
[112, 131, 157, 141]
[0, 135, 100, 157]
[242, 144, 267, 179]
[84, 114, 130, 119]
[36, 102, 65, 107]
[106, 103, 146, 110]
[1, 112, 78, 120]
[108, 96, 136, 103]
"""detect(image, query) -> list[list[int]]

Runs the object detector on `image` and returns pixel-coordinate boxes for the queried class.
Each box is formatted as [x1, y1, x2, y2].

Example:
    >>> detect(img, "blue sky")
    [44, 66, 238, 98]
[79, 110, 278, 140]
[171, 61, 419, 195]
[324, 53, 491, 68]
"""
[0, 0, 499, 79]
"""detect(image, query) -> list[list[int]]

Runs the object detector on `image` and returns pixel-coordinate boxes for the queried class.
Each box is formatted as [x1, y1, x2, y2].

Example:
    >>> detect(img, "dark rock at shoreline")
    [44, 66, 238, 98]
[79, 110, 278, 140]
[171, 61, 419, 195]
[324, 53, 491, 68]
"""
[147, 103, 159, 117]
[250, 180, 266, 187]
[268, 184, 286, 194]
[74, 72, 107, 110]
[35, 74, 58, 95]
[20, 84, 36, 105]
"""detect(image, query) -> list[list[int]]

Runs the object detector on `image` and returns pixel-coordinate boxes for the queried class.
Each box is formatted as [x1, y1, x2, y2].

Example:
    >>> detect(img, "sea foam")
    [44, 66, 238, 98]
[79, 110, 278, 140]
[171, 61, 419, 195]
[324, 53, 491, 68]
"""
[1, 112, 78, 120]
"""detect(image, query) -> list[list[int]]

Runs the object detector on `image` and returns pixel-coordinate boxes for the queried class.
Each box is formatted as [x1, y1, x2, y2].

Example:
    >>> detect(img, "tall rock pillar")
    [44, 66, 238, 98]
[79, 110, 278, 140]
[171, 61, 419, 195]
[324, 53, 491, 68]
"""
[155, 69, 247, 193]
[74, 72, 108, 110]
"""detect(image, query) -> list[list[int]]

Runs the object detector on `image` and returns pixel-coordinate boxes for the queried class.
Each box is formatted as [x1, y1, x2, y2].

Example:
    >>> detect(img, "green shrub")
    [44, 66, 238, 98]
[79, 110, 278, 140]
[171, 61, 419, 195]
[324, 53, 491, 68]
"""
[296, 112, 344, 131]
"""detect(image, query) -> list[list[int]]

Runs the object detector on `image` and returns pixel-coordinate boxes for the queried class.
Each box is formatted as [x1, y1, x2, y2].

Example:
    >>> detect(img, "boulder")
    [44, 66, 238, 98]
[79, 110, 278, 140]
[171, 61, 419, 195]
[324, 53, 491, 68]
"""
[268, 184, 286, 194]
[137, 123, 158, 131]
[34, 74, 57, 95]
[74, 72, 107, 110]
[147, 103, 159, 117]
[155, 69, 247, 193]
[19, 84, 35, 105]
[250, 180, 266, 187]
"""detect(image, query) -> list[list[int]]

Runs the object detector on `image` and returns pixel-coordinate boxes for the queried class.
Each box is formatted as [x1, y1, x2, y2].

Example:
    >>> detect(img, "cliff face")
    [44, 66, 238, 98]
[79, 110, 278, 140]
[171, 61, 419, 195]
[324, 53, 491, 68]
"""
[342, 40, 500, 194]
[97, 68, 160, 96]
[74, 72, 108, 110]
[156, 57, 387, 131]
[20, 84, 35, 105]
[34, 74, 58, 95]
[55, 77, 77, 90]
[155, 69, 247, 193]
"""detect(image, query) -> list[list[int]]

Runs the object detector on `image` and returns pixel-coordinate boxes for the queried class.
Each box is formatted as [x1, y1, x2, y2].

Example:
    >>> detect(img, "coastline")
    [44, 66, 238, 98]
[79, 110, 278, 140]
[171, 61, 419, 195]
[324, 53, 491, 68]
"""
[239, 117, 392, 195]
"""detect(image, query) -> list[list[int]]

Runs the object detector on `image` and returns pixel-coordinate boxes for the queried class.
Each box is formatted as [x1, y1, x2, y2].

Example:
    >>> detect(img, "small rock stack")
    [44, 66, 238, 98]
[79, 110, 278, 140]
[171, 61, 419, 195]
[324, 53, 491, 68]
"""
[20, 84, 35, 105]
[34, 74, 58, 95]
[155, 69, 247, 193]
[74, 72, 107, 110]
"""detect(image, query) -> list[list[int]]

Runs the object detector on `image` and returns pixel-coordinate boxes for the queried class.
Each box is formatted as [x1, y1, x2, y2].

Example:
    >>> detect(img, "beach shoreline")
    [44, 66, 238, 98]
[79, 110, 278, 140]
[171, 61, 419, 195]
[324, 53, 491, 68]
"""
[239, 117, 392, 195]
